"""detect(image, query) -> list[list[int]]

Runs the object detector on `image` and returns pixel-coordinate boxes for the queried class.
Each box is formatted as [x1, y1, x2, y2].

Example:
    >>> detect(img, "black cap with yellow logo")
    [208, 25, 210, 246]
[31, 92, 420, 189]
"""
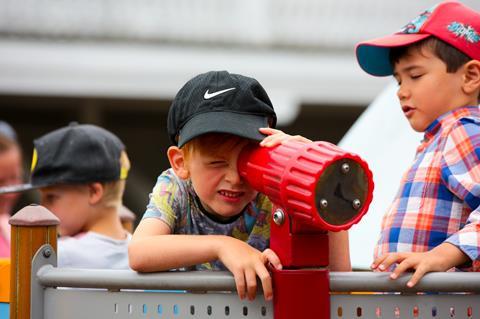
[0, 123, 128, 194]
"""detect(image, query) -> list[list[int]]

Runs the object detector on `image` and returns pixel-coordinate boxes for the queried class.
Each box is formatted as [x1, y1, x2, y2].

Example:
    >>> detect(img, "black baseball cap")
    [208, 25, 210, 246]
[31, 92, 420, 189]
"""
[167, 70, 277, 147]
[0, 123, 128, 194]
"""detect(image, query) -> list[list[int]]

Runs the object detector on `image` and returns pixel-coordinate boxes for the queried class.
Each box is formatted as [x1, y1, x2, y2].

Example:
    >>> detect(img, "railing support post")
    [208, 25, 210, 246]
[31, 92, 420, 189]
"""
[9, 204, 59, 319]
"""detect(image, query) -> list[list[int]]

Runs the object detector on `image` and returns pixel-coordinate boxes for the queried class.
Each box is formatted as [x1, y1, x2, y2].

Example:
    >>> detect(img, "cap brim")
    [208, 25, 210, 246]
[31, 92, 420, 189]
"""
[356, 33, 431, 76]
[0, 183, 40, 194]
[178, 112, 269, 147]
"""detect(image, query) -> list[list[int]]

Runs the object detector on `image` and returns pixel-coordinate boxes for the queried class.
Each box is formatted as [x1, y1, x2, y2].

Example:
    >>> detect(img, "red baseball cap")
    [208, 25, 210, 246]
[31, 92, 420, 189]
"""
[356, 1, 480, 76]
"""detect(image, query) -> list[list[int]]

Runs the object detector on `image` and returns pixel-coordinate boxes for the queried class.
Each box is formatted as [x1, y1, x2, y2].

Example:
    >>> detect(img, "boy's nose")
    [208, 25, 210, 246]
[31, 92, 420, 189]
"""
[226, 164, 242, 185]
[397, 85, 410, 101]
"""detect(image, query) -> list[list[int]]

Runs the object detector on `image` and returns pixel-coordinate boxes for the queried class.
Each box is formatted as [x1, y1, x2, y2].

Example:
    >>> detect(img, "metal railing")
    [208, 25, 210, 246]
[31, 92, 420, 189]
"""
[30, 245, 480, 319]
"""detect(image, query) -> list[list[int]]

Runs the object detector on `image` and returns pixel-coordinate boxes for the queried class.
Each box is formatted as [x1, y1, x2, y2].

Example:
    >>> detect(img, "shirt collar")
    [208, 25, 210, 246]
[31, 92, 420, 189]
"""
[423, 106, 480, 142]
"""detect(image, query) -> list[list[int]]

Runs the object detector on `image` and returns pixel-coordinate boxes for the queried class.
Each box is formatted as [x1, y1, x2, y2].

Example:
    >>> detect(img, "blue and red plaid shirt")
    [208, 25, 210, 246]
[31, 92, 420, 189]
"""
[375, 106, 480, 271]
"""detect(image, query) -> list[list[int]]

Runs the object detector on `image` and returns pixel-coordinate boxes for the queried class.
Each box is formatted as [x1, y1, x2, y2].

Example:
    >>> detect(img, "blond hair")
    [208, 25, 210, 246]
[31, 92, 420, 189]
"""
[100, 151, 131, 209]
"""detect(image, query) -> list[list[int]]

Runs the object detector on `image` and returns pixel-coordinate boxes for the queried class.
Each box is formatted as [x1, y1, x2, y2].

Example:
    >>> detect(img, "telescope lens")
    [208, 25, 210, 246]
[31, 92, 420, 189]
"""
[315, 159, 368, 226]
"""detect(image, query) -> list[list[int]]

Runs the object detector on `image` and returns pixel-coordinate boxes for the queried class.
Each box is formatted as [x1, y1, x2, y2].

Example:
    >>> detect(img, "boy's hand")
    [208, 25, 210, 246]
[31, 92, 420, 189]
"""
[372, 243, 469, 287]
[217, 237, 282, 301]
[259, 128, 311, 147]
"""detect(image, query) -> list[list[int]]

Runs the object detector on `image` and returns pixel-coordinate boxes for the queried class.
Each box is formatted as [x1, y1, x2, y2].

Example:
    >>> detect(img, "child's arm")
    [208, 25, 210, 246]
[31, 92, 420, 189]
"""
[259, 127, 312, 146]
[129, 218, 281, 301]
[371, 243, 468, 287]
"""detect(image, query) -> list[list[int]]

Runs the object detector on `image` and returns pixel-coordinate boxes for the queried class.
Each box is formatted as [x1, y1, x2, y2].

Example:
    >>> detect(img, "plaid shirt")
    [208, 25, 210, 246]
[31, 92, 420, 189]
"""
[375, 106, 480, 271]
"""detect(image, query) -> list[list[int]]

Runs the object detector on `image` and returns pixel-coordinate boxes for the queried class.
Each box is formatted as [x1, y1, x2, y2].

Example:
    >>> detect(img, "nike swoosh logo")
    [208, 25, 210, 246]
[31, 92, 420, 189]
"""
[204, 87, 236, 99]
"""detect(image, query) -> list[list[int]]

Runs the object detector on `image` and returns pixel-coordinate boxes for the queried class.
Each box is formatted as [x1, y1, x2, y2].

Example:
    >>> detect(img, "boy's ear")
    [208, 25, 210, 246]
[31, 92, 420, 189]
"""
[167, 146, 190, 180]
[88, 182, 104, 205]
[462, 60, 480, 96]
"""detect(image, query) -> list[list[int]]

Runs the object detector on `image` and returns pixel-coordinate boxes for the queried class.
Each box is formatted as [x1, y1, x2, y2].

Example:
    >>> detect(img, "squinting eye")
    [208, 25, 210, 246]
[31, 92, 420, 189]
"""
[208, 161, 227, 166]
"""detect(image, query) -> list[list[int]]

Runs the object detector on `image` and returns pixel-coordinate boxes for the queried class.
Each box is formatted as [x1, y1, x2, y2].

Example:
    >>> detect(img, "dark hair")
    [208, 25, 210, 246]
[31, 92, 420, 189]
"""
[390, 37, 480, 103]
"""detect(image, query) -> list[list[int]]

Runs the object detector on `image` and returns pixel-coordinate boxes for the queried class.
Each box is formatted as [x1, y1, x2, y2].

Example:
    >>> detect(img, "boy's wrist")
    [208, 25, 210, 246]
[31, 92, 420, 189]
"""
[211, 235, 231, 259]
[429, 243, 470, 270]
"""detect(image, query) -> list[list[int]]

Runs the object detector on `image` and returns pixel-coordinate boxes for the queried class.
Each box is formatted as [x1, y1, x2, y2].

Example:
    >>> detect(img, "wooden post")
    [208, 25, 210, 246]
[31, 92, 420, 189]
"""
[119, 205, 136, 233]
[9, 204, 59, 319]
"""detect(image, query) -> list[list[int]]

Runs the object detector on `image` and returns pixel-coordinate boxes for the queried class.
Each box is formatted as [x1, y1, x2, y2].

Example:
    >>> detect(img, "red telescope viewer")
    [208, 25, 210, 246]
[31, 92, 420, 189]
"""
[238, 140, 374, 319]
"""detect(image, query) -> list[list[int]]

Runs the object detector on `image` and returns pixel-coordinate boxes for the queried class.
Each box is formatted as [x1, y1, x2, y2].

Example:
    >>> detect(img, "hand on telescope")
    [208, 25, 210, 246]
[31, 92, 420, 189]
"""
[259, 128, 312, 147]
[217, 237, 282, 301]
[371, 243, 469, 287]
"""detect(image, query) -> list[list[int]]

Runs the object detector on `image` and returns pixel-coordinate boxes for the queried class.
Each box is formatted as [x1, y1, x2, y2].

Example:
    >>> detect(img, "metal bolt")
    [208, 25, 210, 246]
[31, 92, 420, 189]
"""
[43, 247, 52, 258]
[273, 209, 285, 226]
[352, 199, 361, 210]
[320, 199, 328, 208]
[341, 163, 350, 174]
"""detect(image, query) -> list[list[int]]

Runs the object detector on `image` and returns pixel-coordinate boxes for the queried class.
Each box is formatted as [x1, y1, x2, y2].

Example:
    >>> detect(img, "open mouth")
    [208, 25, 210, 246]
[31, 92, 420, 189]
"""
[402, 105, 415, 118]
[218, 190, 244, 198]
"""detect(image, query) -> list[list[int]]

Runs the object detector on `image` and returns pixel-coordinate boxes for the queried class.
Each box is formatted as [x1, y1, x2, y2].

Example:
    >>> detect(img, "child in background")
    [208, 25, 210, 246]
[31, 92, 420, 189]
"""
[356, 1, 480, 286]
[0, 123, 132, 269]
[0, 121, 22, 258]
[129, 70, 351, 301]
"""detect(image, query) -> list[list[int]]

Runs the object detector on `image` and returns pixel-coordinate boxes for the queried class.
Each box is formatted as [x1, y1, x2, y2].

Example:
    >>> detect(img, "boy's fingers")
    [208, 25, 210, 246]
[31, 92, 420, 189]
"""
[245, 268, 258, 301]
[263, 249, 282, 270]
[407, 266, 428, 288]
[255, 264, 273, 301]
[390, 259, 413, 279]
[284, 135, 311, 144]
[371, 255, 387, 269]
[259, 127, 279, 135]
[233, 271, 246, 300]
[260, 134, 286, 147]
[379, 253, 404, 271]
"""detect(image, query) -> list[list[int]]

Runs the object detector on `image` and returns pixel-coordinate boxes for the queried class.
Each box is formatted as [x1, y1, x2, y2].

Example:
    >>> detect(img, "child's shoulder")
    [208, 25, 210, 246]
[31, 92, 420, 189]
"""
[154, 168, 191, 192]
[254, 193, 273, 214]
[447, 110, 480, 137]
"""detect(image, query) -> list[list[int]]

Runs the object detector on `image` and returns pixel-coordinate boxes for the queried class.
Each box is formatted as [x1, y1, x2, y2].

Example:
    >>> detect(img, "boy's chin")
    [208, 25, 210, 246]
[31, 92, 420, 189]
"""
[407, 121, 428, 133]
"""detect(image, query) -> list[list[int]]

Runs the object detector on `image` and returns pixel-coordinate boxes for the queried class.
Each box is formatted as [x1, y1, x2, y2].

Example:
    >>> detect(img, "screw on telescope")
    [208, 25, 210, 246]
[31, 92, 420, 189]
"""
[273, 209, 285, 226]
[341, 163, 350, 174]
[352, 199, 361, 210]
[320, 199, 328, 208]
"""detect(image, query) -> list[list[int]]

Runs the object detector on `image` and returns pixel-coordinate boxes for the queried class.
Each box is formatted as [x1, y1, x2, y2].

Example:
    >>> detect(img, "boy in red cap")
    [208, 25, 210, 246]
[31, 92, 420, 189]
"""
[356, 1, 480, 287]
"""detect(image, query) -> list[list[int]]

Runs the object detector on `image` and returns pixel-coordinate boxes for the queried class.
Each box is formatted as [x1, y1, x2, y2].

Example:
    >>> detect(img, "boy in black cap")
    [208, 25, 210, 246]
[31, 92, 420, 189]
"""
[1, 123, 132, 269]
[129, 71, 351, 301]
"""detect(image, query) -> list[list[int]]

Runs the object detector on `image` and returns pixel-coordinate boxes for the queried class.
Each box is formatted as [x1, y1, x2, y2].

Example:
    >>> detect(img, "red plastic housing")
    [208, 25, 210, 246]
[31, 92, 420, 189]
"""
[238, 141, 374, 232]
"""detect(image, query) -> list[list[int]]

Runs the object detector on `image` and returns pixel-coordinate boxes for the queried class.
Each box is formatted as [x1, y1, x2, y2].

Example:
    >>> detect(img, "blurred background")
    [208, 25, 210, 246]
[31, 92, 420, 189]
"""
[1, 0, 479, 268]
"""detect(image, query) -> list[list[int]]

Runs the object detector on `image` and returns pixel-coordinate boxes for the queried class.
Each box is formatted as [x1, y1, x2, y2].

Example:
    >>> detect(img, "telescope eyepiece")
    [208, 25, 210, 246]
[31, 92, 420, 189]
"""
[315, 159, 369, 227]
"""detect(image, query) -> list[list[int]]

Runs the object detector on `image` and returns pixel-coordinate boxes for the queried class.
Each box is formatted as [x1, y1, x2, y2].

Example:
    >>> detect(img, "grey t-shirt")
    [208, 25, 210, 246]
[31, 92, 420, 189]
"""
[143, 168, 272, 270]
[58, 231, 131, 269]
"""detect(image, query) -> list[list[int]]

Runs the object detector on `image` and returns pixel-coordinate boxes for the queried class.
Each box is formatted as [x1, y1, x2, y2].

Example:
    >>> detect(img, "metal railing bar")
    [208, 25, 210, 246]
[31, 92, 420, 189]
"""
[37, 266, 480, 293]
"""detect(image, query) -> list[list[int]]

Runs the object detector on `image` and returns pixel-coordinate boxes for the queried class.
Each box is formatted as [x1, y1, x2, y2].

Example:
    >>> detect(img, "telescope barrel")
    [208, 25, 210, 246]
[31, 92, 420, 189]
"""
[238, 141, 374, 232]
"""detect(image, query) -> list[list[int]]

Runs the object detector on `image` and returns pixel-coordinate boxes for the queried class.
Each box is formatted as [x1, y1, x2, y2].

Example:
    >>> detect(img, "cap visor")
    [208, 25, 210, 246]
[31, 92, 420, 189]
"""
[0, 183, 39, 194]
[178, 112, 269, 147]
[356, 33, 431, 76]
